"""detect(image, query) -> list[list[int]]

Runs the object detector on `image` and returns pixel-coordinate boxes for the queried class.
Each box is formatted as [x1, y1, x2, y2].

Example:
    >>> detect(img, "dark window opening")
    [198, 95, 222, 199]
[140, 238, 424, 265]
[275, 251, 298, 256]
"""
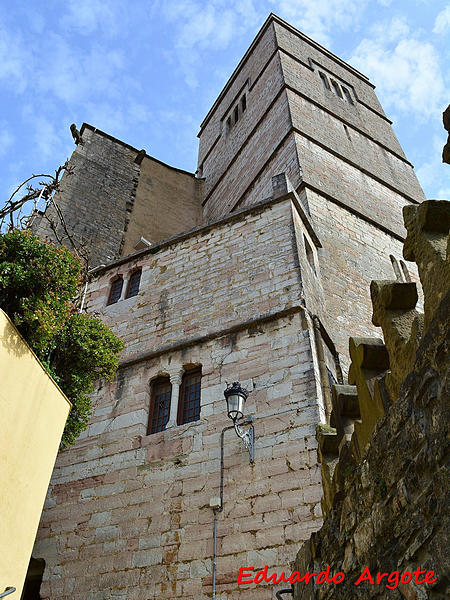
[233, 105, 239, 125]
[241, 94, 247, 112]
[107, 276, 123, 305]
[319, 71, 330, 90]
[342, 87, 354, 104]
[178, 368, 201, 425]
[126, 269, 141, 298]
[400, 260, 411, 282]
[390, 255, 402, 281]
[226, 116, 231, 134]
[148, 377, 172, 434]
[331, 79, 343, 98]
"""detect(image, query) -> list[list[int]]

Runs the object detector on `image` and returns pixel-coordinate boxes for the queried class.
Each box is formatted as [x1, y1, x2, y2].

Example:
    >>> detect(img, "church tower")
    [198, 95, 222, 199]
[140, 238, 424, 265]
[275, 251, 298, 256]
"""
[28, 14, 425, 600]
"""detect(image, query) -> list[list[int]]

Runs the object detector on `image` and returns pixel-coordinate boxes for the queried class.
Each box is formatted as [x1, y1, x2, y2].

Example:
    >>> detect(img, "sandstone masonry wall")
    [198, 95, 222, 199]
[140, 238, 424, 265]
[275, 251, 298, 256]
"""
[32, 126, 202, 267]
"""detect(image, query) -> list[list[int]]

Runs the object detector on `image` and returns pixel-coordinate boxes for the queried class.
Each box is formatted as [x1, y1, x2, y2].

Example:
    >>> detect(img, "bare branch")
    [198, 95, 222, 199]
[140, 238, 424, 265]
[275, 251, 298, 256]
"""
[1, 161, 73, 230]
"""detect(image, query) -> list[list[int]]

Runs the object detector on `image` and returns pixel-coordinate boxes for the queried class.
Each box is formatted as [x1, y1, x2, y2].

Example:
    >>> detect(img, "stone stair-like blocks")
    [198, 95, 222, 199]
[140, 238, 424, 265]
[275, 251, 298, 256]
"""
[370, 280, 423, 401]
[347, 337, 389, 455]
[403, 199, 450, 332]
[315, 199, 450, 515]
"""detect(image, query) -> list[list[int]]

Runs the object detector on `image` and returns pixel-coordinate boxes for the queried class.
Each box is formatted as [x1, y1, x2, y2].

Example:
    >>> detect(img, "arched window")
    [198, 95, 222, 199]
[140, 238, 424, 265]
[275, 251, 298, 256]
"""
[148, 377, 172, 434]
[390, 255, 402, 281]
[107, 276, 123, 305]
[178, 368, 202, 425]
[126, 269, 141, 298]
[400, 260, 411, 282]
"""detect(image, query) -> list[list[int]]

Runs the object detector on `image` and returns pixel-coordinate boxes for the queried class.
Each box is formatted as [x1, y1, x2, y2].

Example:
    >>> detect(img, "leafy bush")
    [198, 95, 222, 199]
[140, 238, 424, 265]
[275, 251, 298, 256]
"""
[0, 230, 123, 447]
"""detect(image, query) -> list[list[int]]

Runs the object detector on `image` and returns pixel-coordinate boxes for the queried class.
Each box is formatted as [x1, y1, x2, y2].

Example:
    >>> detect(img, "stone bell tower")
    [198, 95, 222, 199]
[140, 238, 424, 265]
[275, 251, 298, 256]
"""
[27, 14, 426, 600]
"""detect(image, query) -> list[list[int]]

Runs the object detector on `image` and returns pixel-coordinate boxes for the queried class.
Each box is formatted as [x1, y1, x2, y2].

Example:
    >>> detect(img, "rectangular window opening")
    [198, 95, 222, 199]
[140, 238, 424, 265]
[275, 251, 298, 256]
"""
[241, 94, 246, 112]
[233, 105, 239, 125]
[126, 269, 141, 299]
[178, 368, 201, 425]
[148, 377, 172, 434]
[107, 277, 123, 305]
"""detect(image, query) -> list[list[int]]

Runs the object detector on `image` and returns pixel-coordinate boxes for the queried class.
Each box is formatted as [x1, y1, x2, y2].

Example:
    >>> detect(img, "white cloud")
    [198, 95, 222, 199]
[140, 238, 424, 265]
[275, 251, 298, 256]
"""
[269, 0, 368, 47]
[157, 0, 263, 87]
[350, 19, 447, 122]
[60, 0, 123, 36]
[31, 117, 65, 160]
[433, 5, 450, 34]
[0, 125, 14, 158]
[0, 26, 30, 94]
[416, 135, 450, 199]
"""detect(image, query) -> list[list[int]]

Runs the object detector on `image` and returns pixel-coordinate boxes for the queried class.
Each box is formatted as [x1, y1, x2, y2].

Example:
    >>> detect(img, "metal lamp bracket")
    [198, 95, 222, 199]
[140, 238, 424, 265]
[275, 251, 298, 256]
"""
[234, 418, 255, 463]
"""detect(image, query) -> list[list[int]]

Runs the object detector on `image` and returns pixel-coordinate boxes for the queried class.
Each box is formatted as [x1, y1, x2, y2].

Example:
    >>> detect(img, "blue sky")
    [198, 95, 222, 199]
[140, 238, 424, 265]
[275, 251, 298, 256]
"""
[1, 0, 449, 208]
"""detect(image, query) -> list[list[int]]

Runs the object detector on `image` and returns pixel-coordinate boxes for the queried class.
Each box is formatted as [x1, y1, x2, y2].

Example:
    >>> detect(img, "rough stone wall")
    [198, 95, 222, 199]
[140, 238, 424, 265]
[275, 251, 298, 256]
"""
[306, 187, 422, 372]
[32, 125, 202, 267]
[121, 155, 202, 256]
[31, 126, 139, 266]
[292, 199, 449, 600]
[198, 15, 425, 225]
[85, 200, 306, 362]
[35, 316, 324, 600]
[33, 198, 331, 600]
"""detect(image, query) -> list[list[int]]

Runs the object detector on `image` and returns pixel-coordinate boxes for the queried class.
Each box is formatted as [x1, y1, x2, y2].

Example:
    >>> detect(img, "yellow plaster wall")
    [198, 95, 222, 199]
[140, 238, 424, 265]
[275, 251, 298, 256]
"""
[0, 309, 71, 597]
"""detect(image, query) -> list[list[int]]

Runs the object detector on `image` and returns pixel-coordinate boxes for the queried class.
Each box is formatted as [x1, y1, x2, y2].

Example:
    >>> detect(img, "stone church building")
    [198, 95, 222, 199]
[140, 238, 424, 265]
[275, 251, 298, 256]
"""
[29, 13, 425, 600]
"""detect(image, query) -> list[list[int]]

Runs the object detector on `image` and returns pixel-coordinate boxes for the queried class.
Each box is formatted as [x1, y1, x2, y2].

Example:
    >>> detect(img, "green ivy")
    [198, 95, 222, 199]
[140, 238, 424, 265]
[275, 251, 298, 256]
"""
[0, 230, 124, 447]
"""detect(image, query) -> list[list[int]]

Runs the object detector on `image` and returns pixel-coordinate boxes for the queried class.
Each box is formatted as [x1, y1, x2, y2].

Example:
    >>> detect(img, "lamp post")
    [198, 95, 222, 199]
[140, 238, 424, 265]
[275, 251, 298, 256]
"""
[224, 381, 255, 463]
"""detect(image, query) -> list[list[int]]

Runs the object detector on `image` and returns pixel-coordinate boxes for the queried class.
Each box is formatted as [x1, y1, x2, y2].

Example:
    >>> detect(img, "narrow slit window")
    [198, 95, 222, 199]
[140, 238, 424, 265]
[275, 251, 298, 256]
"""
[148, 377, 172, 434]
[390, 255, 402, 281]
[331, 79, 343, 99]
[304, 235, 316, 275]
[107, 276, 123, 305]
[178, 368, 201, 425]
[226, 116, 231, 134]
[241, 94, 247, 112]
[233, 105, 239, 125]
[319, 71, 330, 91]
[126, 269, 141, 298]
[400, 260, 411, 282]
[342, 87, 354, 104]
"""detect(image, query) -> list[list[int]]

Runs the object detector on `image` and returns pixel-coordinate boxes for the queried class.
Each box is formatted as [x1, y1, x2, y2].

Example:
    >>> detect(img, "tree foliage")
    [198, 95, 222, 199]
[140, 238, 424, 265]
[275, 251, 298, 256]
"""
[0, 230, 123, 447]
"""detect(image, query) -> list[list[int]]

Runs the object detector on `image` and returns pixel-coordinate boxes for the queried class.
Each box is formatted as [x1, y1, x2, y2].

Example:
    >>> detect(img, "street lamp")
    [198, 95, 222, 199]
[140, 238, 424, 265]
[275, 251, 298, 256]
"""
[224, 382, 255, 463]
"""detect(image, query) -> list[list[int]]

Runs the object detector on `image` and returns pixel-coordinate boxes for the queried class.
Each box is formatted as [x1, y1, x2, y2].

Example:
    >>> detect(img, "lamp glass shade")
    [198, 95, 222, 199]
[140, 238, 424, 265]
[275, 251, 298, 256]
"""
[226, 393, 245, 421]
